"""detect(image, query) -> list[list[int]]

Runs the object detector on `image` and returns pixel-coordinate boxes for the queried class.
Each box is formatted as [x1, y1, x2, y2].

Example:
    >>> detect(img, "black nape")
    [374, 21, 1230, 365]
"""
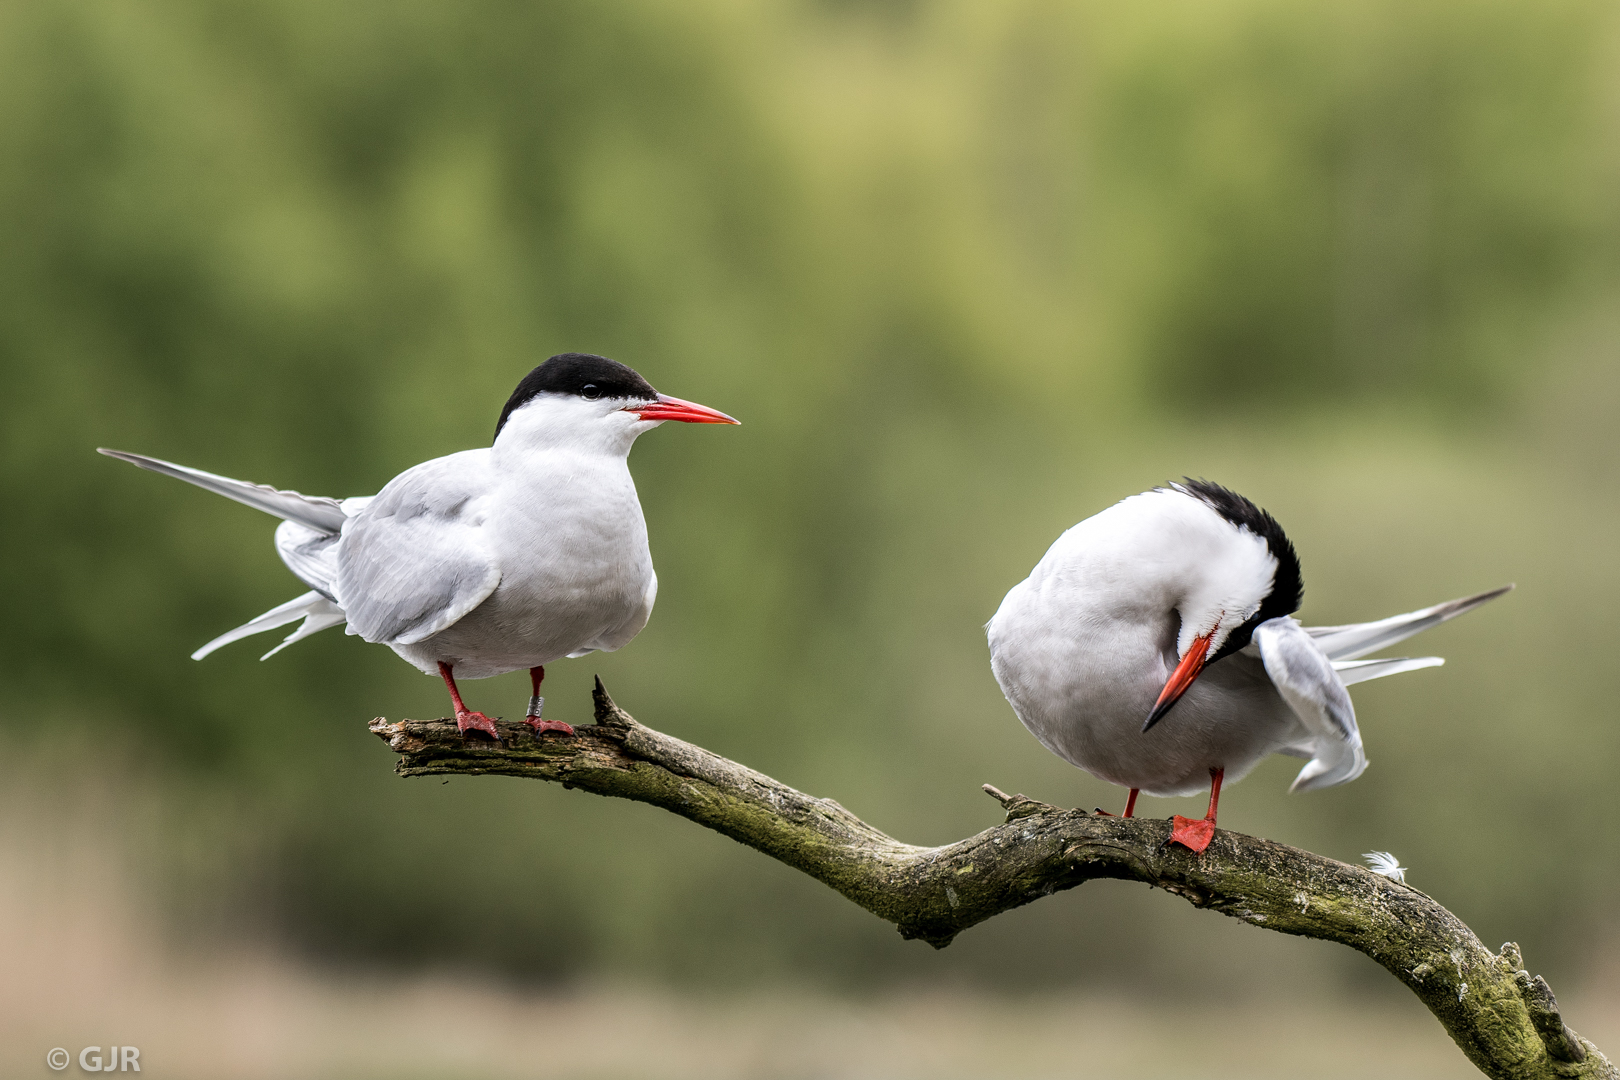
[1174, 478, 1304, 662]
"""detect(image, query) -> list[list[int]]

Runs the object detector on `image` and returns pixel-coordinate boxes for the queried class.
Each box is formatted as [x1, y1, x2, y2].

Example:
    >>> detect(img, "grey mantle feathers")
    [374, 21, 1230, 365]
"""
[370, 680, 1612, 1080]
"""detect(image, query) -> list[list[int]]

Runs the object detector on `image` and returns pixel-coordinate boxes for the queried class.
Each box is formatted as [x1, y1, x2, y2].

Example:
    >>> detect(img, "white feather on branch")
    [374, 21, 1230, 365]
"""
[1363, 851, 1408, 884]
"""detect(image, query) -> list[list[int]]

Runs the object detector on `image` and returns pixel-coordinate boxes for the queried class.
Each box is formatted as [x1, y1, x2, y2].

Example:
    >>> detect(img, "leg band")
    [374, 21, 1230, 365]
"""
[527, 695, 544, 717]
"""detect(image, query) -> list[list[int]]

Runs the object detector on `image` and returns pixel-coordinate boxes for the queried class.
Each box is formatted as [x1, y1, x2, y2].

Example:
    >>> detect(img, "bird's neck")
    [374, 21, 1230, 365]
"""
[490, 440, 635, 481]
[491, 396, 652, 460]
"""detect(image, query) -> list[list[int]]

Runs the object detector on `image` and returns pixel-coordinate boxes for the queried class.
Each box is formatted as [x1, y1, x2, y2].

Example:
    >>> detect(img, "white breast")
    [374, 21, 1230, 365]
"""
[390, 448, 657, 679]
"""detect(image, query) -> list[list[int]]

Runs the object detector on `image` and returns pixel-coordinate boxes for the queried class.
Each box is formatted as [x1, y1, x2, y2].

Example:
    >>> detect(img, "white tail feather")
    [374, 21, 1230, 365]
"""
[259, 607, 348, 659]
[98, 449, 347, 533]
[1331, 655, 1444, 686]
[1306, 585, 1513, 661]
[191, 591, 346, 660]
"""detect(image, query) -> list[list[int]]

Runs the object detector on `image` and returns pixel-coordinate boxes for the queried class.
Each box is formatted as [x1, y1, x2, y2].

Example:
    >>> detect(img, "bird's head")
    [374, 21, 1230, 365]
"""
[493, 353, 738, 455]
[1142, 480, 1302, 731]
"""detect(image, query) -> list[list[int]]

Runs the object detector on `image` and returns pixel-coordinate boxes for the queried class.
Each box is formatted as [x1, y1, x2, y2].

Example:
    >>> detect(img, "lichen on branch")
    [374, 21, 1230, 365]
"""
[369, 679, 1612, 1080]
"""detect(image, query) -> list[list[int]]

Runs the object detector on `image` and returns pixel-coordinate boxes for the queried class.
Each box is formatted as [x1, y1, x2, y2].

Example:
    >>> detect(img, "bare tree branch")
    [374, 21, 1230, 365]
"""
[369, 679, 1613, 1080]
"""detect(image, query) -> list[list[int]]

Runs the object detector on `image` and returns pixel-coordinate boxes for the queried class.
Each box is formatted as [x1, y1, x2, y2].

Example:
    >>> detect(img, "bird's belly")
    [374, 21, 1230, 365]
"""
[394, 560, 654, 680]
[991, 619, 1303, 797]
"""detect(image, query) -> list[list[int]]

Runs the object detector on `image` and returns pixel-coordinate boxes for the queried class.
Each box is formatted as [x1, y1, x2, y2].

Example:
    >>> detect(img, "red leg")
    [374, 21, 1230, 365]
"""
[1095, 788, 1141, 818]
[524, 665, 574, 736]
[1170, 768, 1224, 853]
[438, 661, 499, 739]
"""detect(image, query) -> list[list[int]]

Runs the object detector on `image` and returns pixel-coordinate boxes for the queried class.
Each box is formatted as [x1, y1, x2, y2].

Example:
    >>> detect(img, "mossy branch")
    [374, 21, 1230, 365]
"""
[369, 679, 1612, 1080]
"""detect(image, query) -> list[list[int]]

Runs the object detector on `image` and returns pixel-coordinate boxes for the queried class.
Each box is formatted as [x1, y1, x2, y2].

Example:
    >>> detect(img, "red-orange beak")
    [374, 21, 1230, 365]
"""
[1143, 630, 1215, 732]
[628, 393, 740, 425]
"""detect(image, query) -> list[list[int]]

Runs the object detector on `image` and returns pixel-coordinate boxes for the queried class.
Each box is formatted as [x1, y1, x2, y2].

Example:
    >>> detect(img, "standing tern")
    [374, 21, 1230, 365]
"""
[100, 352, 738, 738]
[986, 480, 1510, 852]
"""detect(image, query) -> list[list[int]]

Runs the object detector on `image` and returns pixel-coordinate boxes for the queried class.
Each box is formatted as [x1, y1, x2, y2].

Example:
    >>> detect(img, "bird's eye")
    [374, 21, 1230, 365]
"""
[581, 384, 601, 400]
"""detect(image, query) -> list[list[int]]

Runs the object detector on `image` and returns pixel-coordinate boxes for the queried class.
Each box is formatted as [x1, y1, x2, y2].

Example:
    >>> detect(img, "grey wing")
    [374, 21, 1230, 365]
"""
[1304, 585, 1513, 661]
[335, 454, 500, 647]
[1254, 617, 1367, 792]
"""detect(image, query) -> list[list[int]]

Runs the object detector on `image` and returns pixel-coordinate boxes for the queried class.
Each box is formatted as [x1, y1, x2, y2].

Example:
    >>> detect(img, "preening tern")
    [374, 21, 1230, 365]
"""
[101, 353, 738, 738]
[986, 480, 1509, 852]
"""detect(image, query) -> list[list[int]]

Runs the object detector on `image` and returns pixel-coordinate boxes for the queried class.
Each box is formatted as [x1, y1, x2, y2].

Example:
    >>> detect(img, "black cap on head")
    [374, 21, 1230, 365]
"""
[494, 353, 659, 440]
[1175, 478, 1304, 663]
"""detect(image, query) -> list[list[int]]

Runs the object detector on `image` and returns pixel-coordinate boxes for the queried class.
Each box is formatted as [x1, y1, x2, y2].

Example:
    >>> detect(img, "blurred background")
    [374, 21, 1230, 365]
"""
[3, 0, 1618, 1076]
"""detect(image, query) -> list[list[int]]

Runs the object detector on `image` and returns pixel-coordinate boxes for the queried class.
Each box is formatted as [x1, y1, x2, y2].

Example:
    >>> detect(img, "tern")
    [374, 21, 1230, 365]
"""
[100, 352, 738, 738]
[987, 480, 1509, 852]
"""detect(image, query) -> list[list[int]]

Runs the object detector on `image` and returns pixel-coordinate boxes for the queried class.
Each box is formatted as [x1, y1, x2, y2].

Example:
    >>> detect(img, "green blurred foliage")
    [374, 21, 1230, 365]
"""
[3, 0, 1618, 998]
